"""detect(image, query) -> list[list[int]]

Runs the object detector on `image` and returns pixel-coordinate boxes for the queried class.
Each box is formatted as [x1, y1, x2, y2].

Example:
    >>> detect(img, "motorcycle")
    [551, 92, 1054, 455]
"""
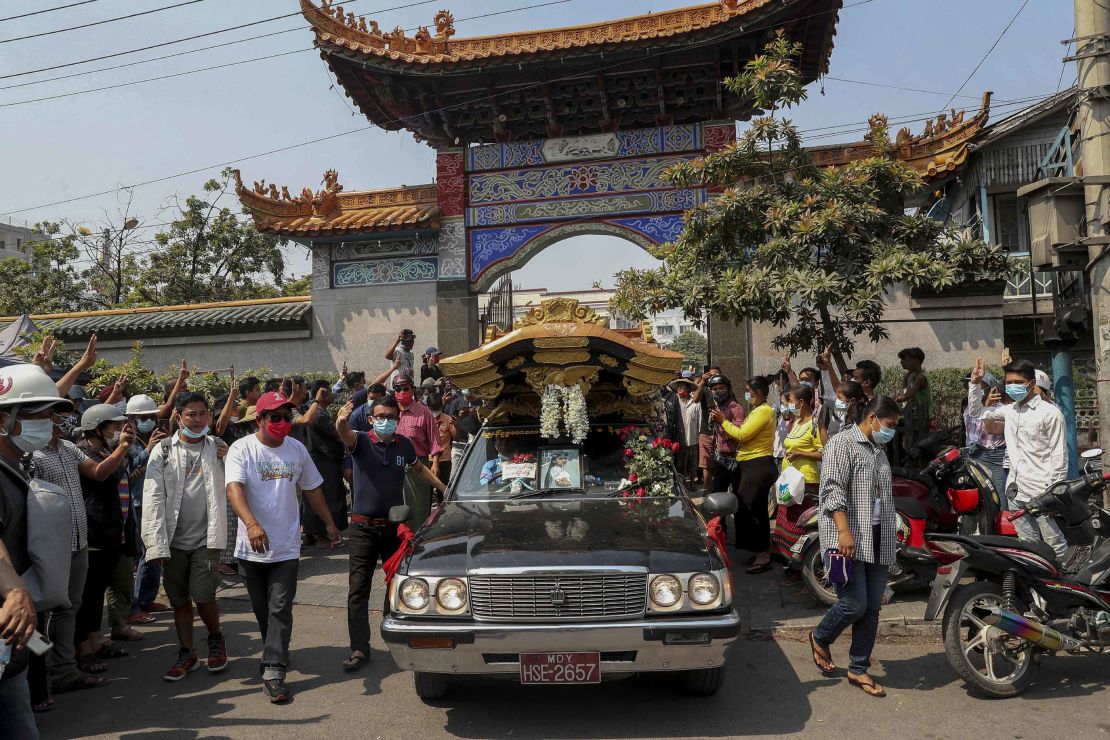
[789, 431, 1003, 606]
[925, 449, 1110, 698]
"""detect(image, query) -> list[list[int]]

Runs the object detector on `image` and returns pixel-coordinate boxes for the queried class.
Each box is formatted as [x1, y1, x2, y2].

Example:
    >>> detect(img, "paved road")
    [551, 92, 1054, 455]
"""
[36, 600, 1108, 740]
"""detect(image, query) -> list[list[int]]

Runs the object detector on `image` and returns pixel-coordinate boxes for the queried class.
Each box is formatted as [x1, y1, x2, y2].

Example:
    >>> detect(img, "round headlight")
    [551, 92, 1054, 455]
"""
[436, 578, 467, 611]
[400, 578, 430, 610]
[649, 574, 682, 608]
[689, 572, 720, 606]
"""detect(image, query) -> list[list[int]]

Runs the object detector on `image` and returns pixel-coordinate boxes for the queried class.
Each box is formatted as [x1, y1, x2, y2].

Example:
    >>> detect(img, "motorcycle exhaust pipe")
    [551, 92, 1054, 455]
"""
[979, 606, 1080, 651]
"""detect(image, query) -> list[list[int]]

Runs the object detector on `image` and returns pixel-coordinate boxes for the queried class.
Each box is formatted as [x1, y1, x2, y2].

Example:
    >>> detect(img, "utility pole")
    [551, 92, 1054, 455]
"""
[1073, 0, 1110, 505]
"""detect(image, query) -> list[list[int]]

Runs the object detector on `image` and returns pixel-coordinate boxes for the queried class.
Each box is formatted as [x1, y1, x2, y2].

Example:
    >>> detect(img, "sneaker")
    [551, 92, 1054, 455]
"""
[143, 601, 172, 613]
[214, 564, 238, 576]
[263, 677, 291, 703]
[206, 633, 228, 673]
[163, 648, 200, 682]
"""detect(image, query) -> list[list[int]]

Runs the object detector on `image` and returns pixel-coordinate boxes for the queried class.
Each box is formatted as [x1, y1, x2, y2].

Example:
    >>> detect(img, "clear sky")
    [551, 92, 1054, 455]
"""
[0, 0, 1075, 290]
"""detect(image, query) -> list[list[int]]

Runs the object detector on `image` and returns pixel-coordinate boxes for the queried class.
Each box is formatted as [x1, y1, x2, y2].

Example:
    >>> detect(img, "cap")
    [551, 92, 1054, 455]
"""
[125, 394, 159, 415]
[392, 373, 415, 389]
[680, 369, 694, 378]
[0, 364, 73, 413]
[707, 374, 731, 388]
[1034, 369, 1051, 391]
[80, 403, 127, 432]
[254, 392, 294, 415]
[425, 346, 441, 356]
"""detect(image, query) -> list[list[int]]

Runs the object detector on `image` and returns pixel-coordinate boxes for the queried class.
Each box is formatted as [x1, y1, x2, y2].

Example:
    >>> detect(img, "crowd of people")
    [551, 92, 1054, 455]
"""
[0, 325, 1078, 732]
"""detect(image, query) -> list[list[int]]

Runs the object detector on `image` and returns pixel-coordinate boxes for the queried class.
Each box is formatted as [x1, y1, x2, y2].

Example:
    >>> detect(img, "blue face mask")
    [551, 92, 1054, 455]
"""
[743, 392, 752, 402]
[9, 418, 54, 454]
[136, 418, 156, 435]
[1005, 383, 1030, 402]
[834, 398, 849, 412]
[872, 422, 896, 445]
[800, 380, 815, 389]
[785, 403, 798, 414]
[180, 425, 209, 439]
[374, 418, 398, 437]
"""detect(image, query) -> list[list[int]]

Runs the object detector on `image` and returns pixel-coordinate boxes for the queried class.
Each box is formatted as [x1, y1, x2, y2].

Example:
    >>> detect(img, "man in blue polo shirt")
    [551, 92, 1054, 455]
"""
[335, 395, 446, 672]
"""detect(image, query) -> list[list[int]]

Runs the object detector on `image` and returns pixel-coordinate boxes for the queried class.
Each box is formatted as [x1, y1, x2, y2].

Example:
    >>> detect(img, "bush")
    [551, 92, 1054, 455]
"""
[875, 364, 1002, 431]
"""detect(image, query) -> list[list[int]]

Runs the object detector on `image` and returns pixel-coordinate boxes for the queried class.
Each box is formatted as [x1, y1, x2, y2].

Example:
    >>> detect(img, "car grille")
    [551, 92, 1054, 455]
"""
[469, 573, 647, 621]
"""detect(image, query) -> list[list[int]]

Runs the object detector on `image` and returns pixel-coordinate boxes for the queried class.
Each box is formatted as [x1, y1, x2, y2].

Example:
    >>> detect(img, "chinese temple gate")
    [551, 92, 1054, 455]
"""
[236, 0, 842, 368]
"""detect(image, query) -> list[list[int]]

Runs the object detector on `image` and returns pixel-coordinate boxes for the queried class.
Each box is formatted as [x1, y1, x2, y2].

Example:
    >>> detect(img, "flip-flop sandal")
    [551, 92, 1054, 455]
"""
[743, 555, 757, 565]
[53, 673, 107, 693]
[126, 613, 156, 625]
[848, 675, 887, 697]
[95, 642, 129, 659]
[77, 656, 108, 674]
[745, 561, 773, 574]
[32, 698, 56, 713]
[342, 652, 369, 672]
[809, 631, 836, 674]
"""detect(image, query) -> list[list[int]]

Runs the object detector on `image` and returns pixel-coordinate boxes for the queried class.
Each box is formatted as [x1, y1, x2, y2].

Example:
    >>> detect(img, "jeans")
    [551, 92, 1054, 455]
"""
[813, 528, 888, 675]
[132, 557, 162, 612]
[106, 555, 135, 630]
[1012, 512, 1068, 559]
[0, 672, 38, 740]
[969, 445, 1008, 510]
[47, 548, 88, 687]
[238, 558, 298, 681]
[347, 523, 400, 656]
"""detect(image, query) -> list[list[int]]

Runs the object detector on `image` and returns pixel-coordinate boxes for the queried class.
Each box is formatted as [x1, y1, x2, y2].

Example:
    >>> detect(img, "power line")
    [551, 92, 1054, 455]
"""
[0, 0, 103, 23]
[939, 0, 1030, 113]
[0, 0, 210, 45]
[824, 76, 983, 101]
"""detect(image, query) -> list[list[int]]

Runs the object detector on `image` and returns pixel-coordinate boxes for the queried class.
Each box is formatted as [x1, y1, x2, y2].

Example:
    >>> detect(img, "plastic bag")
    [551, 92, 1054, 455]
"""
[774, 465, 806, 506]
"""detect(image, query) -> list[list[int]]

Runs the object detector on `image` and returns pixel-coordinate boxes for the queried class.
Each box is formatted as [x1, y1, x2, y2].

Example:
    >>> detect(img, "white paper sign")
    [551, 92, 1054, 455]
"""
[501, 462, 536, 481]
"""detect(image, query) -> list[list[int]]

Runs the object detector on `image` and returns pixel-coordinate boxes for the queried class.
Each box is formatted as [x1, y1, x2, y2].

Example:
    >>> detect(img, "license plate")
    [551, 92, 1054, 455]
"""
[519, 652, 601, 684]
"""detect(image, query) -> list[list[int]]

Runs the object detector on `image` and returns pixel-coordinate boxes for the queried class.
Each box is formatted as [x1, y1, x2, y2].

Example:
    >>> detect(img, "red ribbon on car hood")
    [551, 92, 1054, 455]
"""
[706, 515, 730, 570]
[382, 523, 415, 586]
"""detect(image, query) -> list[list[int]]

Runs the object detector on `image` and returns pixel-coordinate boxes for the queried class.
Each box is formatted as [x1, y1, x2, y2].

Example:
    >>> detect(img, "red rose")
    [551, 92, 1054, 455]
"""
[671, 442, 681, 453]
[624, 448, 634, 458]
[628, 473, 638, 483]
[635, 488, 646, 498]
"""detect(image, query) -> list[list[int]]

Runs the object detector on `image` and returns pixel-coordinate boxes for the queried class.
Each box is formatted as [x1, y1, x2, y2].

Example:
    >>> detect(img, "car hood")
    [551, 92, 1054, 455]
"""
[404, 496, 718, 576]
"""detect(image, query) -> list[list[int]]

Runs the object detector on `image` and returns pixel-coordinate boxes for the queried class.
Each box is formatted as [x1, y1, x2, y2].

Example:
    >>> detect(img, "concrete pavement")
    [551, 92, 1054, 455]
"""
[35, 598, 1108, 740]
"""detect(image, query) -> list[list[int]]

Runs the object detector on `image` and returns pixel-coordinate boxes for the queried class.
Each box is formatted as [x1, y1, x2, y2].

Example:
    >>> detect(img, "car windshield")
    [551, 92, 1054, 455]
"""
[454, 424, 671, 499]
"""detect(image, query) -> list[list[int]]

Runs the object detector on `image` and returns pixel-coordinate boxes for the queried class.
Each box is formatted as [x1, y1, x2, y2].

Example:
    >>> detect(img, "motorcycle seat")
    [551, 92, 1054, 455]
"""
[894, 498, 927, 519]
[972, 535, 1059, 567]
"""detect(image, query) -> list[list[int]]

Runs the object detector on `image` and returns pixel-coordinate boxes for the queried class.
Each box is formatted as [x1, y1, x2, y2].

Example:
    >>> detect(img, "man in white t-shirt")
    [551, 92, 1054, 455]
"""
[225, 392, 341, 704]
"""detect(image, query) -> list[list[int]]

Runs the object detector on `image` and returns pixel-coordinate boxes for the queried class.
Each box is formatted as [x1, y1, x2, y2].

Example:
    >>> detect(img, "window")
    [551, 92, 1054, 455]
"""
[656, 324, 674, 336]
[990, 194, 1022, 252]
[0, 240, 5, 250]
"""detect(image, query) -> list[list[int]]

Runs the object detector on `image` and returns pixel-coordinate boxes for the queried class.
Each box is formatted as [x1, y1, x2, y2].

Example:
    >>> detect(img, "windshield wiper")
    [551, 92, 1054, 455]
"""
[507, 487, 579, 499]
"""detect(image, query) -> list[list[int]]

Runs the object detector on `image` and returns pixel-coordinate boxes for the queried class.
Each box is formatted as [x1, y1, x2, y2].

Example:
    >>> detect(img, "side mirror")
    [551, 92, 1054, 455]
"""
[388, 505, 412, 525]
[704, 491, 738, 517]
[1080, 448, 1103, 460]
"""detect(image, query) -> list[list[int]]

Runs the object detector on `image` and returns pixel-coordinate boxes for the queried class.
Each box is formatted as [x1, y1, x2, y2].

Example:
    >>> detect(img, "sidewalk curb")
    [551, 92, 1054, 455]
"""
[757, 617, 941, 643]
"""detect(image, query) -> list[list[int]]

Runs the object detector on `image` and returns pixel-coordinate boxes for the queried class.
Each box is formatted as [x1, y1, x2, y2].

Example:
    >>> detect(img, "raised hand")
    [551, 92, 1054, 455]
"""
[32, 336, 56, 374]
[782, 353, 793, 373]
[337, 400, 355, 422]
[970, 357, 985, 386]
[178, 359, 190, 381]
[80, 334, 99, 367]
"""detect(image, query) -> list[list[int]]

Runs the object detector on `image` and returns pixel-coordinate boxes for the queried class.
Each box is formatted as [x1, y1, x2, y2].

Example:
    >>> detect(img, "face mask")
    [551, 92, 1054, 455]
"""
[106, 432, 122, 449]
[9, 418, 54, 454]
[395, 390, 414, 406]
[743, 392, 752, 402]
[230, 416, 240, 424]
[180, 424, 209, 440]
[834, 398, 849, 412]
[114, 400, 128, 414]
[136, 419, 156, 435]
[1005, 383, 1030, 402]
[431, 410, 441, 418]
[711, 390, 729, 404]
[800, 380, 815, 389]
[676, 388, 690, 399]
[785, 403, 798, 414]
[263, 419, 292, 442]
[872, 422, 896, 445]
[374, 418, 398, 437]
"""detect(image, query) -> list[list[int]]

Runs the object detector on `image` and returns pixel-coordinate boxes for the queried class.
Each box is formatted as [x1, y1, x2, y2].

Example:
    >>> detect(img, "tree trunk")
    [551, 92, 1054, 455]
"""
[818, 303, 849, 377]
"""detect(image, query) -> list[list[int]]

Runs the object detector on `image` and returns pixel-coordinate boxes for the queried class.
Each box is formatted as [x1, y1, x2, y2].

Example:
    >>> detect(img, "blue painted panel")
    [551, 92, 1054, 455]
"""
[469, 224, 551, 281]
[332, 257, 438, 287]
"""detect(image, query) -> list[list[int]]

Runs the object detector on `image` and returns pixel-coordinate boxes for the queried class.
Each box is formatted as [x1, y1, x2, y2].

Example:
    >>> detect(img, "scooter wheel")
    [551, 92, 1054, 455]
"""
[801, 542, 838, 606]
[942, 581, 1037, 698]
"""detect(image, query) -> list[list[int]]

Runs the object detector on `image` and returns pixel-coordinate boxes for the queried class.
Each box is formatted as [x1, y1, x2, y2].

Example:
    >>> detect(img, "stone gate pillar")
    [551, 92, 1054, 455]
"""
[434, 147, 479, 355]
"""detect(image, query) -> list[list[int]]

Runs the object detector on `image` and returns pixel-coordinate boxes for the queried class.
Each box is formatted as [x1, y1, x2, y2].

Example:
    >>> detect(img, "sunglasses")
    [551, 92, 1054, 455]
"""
[263, 412, 293, 423]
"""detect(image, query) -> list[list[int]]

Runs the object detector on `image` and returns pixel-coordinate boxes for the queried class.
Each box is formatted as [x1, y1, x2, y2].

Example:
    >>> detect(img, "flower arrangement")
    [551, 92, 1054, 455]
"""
[539, 383, 590, 444]
[510, 453, 535, 464]
[616, 425, 680, 501]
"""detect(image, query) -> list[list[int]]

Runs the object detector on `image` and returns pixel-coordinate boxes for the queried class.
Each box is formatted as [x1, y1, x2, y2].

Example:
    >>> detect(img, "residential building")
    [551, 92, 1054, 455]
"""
[0, 220, 43, 260]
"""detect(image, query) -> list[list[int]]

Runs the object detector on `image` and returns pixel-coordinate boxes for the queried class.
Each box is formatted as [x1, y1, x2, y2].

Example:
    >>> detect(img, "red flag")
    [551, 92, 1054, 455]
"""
[382, 523, 415, 586]
[706, 515, 730, 570]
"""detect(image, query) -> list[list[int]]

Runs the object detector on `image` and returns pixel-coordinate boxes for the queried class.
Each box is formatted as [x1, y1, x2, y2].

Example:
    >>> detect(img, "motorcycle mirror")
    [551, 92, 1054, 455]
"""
[388, 505, 412, 524]
[704, 491, 739, 517]
[1080, 448, 1103, 460]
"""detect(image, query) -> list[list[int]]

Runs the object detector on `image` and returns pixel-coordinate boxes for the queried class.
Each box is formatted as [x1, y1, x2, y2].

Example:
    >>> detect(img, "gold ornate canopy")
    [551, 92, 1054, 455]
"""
[440, 298, 683, 423]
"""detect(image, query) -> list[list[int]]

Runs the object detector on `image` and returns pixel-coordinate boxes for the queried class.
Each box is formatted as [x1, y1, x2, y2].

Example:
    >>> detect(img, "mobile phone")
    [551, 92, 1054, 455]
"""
[27, 631, 52, 657]
[157, 419, 170, 433]
[702, 364, 710, 375]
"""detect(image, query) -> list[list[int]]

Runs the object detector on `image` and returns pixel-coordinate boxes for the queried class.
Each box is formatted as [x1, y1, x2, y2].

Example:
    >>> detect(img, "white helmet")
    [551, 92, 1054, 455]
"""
[1034, 369, 1052, 392]
[0, 364, 73, 412]
[126, 394, 159, 415]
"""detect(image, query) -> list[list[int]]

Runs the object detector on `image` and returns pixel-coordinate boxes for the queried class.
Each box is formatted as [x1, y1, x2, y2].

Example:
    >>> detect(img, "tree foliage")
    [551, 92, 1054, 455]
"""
[667, 331, 708, 369]
[0, 225, 89, 316]
[609, 35, 1014, 367]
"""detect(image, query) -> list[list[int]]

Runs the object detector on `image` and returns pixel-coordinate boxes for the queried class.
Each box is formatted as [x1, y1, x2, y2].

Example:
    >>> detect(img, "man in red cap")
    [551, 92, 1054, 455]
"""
[389, 374, 442, 524]
[224, 392, 341, 704]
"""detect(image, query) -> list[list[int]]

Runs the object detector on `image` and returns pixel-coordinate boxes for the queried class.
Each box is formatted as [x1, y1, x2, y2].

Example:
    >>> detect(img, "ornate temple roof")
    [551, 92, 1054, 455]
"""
[233, 169, 439, 238]
[303, 0, 841, 145]
[808, 91, 993, 182]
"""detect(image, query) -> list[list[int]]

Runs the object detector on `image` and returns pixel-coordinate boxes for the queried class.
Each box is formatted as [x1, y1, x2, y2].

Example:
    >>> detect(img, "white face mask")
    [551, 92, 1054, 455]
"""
[106, 431, 122, 448]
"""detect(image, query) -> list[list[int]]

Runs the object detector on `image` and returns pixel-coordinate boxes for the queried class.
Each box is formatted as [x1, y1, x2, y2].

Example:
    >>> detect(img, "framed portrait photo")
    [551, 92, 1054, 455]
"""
[540, 447, 581, 489]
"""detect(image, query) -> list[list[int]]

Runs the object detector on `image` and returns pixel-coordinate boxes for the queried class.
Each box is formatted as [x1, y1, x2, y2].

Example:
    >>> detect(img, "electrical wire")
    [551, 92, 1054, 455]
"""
[823, 76, 983, 101]
[0, 0, 102, 23]
[0, 0, 210, 45]
[939, 0, 1030, 113]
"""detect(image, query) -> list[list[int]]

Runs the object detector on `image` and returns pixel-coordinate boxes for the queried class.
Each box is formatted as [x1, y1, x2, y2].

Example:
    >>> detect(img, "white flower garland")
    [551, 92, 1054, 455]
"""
[540, 384, 563, 439]
[562, 384, 589, 444]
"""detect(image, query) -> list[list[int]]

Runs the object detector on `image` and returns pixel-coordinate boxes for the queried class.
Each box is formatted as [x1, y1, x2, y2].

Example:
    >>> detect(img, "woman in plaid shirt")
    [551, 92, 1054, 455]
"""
[810, 396, 901, 698]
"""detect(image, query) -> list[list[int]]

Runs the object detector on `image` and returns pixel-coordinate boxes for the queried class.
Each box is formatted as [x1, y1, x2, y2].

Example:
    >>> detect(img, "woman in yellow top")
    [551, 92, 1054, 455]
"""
[710, 376, 777, 574]
[774, 384, 825, 565]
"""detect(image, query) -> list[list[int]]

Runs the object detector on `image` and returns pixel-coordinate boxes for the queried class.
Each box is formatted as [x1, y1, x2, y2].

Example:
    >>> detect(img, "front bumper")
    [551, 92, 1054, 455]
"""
[381, 610, 742, 675]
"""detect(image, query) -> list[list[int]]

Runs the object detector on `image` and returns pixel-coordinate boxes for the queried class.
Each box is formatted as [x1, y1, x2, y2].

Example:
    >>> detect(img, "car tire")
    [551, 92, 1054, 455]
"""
[413, 671, 450, 700]
[676, 666, 726, 696]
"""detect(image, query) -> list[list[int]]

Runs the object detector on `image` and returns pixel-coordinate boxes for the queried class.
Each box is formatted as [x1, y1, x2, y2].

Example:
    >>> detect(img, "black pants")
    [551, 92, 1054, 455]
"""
[75, 548, 120, 638]
[736, 456, 778, 553]
[712, 458, 742, 495]
[347, 523, 400, 656]
[29, 612, 48, 706]
[238, 558, 298, 680]
[303, 457, 347, 537]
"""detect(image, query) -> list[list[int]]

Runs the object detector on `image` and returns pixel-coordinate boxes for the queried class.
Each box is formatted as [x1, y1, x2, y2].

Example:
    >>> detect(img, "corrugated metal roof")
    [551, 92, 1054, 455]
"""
[0, 299, 311, 338]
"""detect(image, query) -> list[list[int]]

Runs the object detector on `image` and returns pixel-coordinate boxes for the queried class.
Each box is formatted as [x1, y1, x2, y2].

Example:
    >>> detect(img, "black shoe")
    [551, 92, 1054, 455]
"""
[263, 678, 291, 703]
